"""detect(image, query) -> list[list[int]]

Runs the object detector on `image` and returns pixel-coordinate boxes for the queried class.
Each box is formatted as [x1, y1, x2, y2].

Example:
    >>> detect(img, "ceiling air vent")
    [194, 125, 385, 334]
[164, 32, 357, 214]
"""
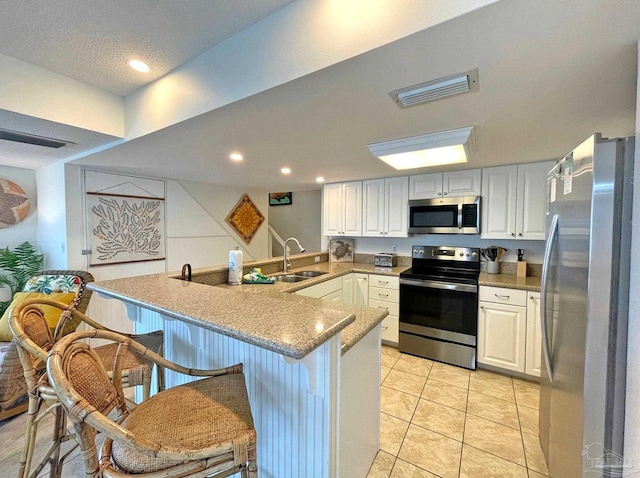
[390, 69, 479, 108]
[0, 129, 73, 149]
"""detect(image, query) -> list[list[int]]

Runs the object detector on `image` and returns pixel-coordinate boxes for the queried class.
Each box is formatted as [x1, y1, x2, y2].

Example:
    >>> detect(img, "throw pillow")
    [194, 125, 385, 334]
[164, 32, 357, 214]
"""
[0, 292, 76, 341]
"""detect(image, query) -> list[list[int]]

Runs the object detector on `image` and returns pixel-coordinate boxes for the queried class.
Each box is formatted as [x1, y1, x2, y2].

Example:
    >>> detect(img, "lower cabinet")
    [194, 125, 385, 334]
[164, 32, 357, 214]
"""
[295, 276, 343, 299]
[478, 286, 541, 377]
[368, 274, 399, 345]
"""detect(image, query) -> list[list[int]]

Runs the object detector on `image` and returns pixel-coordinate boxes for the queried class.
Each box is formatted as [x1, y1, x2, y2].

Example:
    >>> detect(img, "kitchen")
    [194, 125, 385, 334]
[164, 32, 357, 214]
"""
[0, 1, 639, 477]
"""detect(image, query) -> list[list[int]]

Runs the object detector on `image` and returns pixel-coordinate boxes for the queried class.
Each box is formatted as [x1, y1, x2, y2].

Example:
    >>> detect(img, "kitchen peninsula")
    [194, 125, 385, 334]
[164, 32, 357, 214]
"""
[88, 255, 400, 478]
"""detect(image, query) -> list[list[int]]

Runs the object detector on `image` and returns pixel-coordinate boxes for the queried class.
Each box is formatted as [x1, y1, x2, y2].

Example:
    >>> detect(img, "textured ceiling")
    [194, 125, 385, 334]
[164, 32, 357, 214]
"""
[73, 0, 640, 191]
[0, 0, 294, 96]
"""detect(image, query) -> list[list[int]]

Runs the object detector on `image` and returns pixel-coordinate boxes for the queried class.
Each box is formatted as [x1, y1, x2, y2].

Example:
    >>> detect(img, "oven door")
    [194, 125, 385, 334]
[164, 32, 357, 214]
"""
[399, 278, 478, 345]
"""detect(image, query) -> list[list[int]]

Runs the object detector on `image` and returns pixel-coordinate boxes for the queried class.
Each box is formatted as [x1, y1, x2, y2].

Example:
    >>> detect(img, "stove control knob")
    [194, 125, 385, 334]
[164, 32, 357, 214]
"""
[471, 251, 478, 257]
[465, 253, 471, 257]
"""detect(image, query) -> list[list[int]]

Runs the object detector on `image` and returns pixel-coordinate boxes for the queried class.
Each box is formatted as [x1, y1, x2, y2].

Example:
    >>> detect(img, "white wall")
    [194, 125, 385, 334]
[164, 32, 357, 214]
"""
[623, 40, 640, 470]
[0, 53, 124, 137]
[0, 165, 37, 249]
[166, 180, 269, 271]
[269, 190, 321, 256]
[124, 0, 499, 139]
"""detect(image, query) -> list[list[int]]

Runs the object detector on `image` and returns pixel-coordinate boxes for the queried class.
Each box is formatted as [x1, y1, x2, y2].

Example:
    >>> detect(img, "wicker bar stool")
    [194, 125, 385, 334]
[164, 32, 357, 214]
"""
[10, 297, 165, 478]
[47, 328, 257, 477]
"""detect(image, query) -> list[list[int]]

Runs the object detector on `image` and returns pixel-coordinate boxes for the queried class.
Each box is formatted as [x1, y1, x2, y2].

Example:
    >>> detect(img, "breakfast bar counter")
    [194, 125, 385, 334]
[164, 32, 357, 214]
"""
[89, 259, 391, 478]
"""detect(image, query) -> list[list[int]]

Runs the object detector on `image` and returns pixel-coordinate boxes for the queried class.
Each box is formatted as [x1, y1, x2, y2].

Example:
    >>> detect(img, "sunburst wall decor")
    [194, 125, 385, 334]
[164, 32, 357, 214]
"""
[225, 194, 265, 244]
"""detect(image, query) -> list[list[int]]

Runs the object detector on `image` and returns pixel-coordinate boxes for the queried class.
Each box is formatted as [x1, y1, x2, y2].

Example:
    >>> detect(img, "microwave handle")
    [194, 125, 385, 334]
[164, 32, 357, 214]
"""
[457, 203, 463, 229]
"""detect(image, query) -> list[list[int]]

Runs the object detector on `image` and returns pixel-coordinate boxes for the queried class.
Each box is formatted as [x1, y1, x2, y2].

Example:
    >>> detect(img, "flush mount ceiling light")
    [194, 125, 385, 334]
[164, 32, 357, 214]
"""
[390, 69, 479, 108]
[280, 167, 291, 175]
[315, 176, 325, 183]
[367, 127, 475, 170]
[129, 59, 150, 73]
[230, 152, 243, 161]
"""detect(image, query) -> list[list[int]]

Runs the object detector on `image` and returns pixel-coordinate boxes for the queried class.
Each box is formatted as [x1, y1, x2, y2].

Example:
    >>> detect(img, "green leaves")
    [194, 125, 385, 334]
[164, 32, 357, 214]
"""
[0, 241, 44, 315]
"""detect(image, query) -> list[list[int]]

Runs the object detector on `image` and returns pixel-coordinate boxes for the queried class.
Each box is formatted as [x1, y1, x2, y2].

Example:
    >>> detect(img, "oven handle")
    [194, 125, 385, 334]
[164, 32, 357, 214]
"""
[400, 278, 477, 293]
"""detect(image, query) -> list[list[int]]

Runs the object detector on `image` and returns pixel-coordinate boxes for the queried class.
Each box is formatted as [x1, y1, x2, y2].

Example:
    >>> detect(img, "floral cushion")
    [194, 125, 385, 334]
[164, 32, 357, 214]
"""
[23, 274, 83, 295]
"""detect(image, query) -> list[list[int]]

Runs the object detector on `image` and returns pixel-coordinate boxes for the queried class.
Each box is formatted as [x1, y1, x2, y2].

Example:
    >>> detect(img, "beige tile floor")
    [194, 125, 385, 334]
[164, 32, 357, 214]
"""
[0, 347, 548, 478]
[369, 346, 550, 478]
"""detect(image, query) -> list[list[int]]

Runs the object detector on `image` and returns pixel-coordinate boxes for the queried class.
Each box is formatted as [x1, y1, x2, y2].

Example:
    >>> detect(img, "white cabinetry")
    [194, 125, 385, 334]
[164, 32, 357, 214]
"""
[353, 273, 369, 306]
[525, 292, 542, 377]
[368, 275, 399, 345]
[362, 177, 408, 237]
[295, 276, 343, 299]
[409, 169, 481, 199]
[478, 286, 527, 373]
[322, 181, 362, 236]
[481, 161, 553, 240]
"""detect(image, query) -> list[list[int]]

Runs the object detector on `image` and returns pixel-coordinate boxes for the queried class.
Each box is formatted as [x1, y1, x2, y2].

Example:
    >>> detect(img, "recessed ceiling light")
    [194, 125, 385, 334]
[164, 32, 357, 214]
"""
[281, 167, 291, 175]
[230, 152, 243, 161]
[129, 59, 150, 73]
[316, 176, 325, 183]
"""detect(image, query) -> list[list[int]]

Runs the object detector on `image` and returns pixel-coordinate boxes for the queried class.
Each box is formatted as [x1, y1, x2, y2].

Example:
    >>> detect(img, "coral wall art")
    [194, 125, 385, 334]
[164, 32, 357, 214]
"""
[88, 193, 165, 266]
[0, 178, 30, 228]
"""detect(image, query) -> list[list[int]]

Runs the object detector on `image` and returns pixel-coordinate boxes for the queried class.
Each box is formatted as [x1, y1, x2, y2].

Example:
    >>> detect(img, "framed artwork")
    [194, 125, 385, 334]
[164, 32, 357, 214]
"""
[329, 239, 354, 263]
[226, 194, 265, 244]
[269, 192, 292, 206]
[88, 193, 165, 266]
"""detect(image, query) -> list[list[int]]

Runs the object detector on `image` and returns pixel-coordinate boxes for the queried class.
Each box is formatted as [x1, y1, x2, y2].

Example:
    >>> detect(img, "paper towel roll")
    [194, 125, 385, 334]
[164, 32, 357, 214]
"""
[228, 247, 243, 285]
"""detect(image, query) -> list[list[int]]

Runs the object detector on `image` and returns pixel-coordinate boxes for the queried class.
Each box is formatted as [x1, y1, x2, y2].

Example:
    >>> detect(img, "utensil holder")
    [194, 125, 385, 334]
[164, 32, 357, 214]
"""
[487, 261, 500, 274]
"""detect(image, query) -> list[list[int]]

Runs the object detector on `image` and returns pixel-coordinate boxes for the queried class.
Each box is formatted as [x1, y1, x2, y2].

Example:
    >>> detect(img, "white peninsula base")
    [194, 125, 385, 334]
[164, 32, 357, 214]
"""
[122, 303, 381, 478]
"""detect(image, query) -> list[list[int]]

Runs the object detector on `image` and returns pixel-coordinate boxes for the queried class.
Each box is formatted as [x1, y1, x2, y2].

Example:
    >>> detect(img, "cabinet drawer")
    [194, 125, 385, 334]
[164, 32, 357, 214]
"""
[369, 298, 399, 316]
[368, 286, 399, 303]
[368, 274, 399, 290]
[479, 286, 526, 306]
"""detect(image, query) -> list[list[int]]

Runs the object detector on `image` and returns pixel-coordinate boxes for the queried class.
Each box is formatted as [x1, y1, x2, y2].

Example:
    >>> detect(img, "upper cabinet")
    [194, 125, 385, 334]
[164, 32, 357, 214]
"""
[362, 177, 408, 237]
[481, 161, 554, 240]
[323, 181, 362, 236]
[409, 169, 481, 199]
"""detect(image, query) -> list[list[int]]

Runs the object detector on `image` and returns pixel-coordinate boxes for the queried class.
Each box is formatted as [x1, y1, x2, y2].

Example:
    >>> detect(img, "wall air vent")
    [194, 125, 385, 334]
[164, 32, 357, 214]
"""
[390, 69, 479, 108]
[0, 129, 73, 149]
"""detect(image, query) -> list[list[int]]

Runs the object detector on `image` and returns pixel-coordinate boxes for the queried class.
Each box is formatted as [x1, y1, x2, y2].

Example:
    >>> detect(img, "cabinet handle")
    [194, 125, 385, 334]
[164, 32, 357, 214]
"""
[378, 293, 389, 298]
[480, 306, 485, 310]
[438, 192, 442, 196]
[511, 232, 516, 237]
[495, 294, 510, 300]
[443, 192, 448, 196]
[382, 326, 389, 330]
[518, 233, 523, 237]
[378, 280, 389, 285]
[378, 306, 389, 310]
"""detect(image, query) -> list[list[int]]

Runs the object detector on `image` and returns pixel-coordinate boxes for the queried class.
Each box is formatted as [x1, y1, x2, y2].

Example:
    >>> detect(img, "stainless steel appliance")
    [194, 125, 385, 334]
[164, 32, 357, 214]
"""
[540, 134, 633, 477]
[399, 245, 480, 370]
[407, 196, 480, 234]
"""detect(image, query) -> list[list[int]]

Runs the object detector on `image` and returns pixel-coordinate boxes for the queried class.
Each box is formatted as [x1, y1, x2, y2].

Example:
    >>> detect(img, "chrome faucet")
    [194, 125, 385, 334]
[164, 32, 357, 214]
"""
[283, 237, 305, 273]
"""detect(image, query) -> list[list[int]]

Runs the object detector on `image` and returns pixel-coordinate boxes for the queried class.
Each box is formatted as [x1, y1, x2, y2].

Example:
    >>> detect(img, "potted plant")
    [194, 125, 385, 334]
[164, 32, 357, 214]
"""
[0, 242, 44, 315]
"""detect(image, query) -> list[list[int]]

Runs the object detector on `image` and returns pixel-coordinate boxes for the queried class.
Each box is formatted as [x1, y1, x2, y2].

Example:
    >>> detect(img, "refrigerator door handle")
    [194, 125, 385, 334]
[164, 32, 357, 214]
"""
[540, 213, 558, 382]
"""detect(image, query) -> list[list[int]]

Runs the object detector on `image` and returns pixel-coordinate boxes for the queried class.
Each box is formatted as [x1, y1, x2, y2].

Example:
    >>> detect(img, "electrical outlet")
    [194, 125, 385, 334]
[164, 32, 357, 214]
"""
[392, 245, 398, 253]
[315, 256, 320, 262]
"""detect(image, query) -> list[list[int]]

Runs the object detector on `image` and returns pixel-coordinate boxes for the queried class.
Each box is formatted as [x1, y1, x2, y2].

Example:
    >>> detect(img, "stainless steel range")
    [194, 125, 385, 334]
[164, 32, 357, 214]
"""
[399, 245, 480, 370]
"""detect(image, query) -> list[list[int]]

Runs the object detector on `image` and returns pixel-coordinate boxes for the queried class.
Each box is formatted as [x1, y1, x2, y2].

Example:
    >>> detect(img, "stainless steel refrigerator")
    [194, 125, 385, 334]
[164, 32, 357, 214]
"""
[540, 134, 633, 477]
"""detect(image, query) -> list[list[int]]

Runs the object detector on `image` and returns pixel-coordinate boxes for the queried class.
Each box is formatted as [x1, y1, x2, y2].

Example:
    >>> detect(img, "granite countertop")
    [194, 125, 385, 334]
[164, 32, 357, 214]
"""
[478, 272, 541, 291]
[88, 260, 401, 360]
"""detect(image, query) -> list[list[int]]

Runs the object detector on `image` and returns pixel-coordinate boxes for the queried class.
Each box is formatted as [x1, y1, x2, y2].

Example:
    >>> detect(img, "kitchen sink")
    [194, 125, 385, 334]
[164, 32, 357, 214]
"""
[292, 271, 327, 277]
[272, 274, 309, 282]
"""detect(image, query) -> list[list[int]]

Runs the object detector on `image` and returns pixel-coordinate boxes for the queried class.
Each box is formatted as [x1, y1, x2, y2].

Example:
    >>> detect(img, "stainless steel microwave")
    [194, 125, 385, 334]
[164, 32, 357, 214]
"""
[408, 196, 480, 234]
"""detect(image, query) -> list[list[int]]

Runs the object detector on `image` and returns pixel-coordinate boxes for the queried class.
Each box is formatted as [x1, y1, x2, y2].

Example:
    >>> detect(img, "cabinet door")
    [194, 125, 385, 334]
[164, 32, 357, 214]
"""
[380, 315, 399, 345]
[323, 289, 344, 302]
[443, 169, 481, 197]
[409, 173, 443, 199]
[342, 181, 362, 236]
[384, 176, 408, 237]
[516, 161, 554, 240]
[323, 183, 343, 236]
[342, 273, 355, 304]
[478, 301, 526, 372]
[481, 166, 517, 239]
[353, 274, 369, 306]
[525, 292, 542, 377]
[362, 179, 385, 237]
